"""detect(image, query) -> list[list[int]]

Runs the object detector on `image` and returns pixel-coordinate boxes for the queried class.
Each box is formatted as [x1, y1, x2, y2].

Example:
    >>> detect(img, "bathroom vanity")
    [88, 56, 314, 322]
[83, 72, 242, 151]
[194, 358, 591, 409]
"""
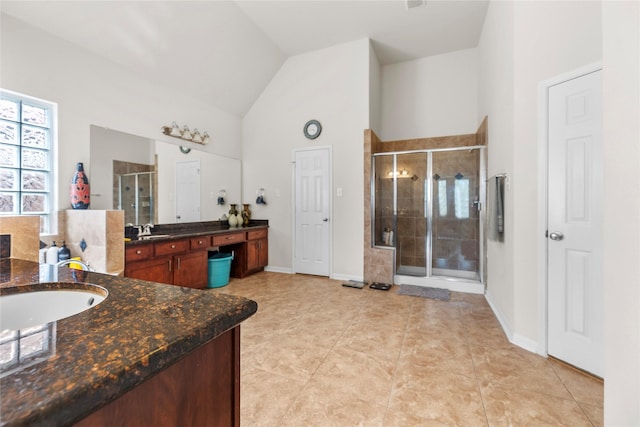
[125, 222, 269, 288]
[0, 259, 257, 426]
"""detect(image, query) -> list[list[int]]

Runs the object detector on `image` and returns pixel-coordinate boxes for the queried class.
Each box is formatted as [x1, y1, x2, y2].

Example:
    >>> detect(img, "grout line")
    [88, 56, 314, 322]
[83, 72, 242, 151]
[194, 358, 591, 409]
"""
[274, 284, 370, 426]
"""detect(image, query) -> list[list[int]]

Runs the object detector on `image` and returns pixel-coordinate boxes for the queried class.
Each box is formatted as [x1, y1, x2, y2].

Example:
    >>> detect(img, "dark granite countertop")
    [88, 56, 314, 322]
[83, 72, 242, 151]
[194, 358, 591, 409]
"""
[125, 220, 268, 246]
[0, 258, 258, 427]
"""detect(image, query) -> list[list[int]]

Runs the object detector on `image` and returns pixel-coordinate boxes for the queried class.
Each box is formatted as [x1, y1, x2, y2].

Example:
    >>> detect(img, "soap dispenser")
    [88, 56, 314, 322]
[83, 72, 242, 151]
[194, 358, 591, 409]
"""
[46, 241, 59, 264]
[58, 240, 71, 262]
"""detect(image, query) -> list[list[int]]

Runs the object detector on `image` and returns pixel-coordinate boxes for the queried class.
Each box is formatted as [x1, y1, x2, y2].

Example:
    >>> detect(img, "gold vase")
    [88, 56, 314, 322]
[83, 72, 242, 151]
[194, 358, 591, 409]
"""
[242, 204, 251, 225]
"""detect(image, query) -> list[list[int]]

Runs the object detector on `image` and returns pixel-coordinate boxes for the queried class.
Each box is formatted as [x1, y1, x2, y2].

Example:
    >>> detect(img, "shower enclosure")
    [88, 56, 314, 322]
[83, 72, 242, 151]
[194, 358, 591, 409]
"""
[373, 146, 485, 289]
[117, 171, 155, 225]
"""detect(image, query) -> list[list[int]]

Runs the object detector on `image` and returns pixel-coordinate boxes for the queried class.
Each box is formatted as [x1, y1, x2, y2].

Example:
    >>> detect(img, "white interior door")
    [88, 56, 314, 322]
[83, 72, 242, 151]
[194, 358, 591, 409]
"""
[547, 70, 603, 377]
[294, 148, 330, 276]
[175, 160, 200, 223]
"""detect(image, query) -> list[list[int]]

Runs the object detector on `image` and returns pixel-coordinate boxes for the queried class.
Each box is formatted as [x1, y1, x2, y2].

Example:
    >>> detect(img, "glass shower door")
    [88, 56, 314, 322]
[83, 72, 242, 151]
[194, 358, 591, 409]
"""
[431, 150, 480, 279]
[395, 152, 428, 276]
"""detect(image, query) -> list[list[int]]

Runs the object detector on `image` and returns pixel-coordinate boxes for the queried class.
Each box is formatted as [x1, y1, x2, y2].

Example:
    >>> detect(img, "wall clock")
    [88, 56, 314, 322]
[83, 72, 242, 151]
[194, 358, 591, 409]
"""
[303, 120, 322, 140]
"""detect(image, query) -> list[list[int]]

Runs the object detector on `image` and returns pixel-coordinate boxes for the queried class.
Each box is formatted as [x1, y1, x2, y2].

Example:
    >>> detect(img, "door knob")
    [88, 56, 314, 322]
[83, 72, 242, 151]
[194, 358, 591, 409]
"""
[322, 218, 329, 222]
[549, 232, 564, 241]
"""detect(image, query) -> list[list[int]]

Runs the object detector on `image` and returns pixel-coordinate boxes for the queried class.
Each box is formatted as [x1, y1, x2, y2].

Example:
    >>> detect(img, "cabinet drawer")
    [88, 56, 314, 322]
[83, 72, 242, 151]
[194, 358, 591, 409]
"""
[212, 232, 246, 246]
[154, 239, 189, 256]
[190, 236, 212, 250]
[247, 228, 268, 240]
[125, 244, 154, 262]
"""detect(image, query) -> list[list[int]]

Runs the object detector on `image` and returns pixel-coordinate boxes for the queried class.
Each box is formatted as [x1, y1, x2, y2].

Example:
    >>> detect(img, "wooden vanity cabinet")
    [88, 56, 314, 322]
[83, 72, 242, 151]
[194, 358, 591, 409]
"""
[125, 238, 208, 289]
[124, 227, 268, 286]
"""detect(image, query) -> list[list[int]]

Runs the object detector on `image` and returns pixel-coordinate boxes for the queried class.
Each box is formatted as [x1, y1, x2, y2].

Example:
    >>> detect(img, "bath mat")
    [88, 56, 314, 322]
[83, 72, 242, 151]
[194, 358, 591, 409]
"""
[397, 284, 450, 301]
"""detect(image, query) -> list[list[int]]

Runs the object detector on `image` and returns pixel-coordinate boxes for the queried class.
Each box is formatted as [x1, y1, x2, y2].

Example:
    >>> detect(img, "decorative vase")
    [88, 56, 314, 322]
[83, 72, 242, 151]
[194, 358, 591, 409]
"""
[228, 204, 238, 226]
[242, 204, 251, 225]
[70, 162, 90, 209]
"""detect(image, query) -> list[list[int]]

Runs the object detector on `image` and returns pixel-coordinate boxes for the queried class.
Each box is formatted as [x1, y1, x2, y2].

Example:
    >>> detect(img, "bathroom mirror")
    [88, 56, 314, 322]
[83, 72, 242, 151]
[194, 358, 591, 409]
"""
[89, 125, 241, 225]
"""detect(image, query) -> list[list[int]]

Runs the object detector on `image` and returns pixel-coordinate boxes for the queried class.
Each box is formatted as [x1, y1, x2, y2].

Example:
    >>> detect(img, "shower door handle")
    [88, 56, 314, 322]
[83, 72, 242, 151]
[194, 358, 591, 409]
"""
[549, 232, 564, 241]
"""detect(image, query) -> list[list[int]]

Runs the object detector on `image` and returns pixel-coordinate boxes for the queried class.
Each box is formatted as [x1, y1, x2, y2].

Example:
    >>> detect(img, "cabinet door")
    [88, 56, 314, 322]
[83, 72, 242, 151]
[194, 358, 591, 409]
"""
[125, 257, 172, 285]
[246, 238, 268, 272]
[173, 250, 208, 289]
[258, 237, 268, 268]
[246, 240, 261, 272]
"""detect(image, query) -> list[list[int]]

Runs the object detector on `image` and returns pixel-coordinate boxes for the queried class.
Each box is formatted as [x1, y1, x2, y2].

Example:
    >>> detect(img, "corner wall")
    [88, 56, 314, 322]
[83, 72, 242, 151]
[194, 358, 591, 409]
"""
[380, 48, 479, 140]
[477, 0, 602, 350]
[602, 1, 640, 423]
[242, 39, 371, 278]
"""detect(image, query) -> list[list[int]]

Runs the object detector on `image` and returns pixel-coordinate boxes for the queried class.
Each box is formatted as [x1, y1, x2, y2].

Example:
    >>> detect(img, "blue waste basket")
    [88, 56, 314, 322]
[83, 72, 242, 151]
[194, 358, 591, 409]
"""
[207, 252, 233, 288]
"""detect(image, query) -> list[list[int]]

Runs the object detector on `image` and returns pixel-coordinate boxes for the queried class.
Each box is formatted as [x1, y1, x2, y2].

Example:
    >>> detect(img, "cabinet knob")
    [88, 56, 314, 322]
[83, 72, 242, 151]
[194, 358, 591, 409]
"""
[136, 250, 141, 255]
[198, 240, 203, 244]
[171, 244, 176, 249]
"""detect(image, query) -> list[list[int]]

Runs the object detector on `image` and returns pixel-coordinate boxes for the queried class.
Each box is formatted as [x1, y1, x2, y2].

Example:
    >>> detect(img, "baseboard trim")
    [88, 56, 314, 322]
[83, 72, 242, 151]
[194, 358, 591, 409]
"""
[484, 290, 543, 356]
[263, 266, 294, 274]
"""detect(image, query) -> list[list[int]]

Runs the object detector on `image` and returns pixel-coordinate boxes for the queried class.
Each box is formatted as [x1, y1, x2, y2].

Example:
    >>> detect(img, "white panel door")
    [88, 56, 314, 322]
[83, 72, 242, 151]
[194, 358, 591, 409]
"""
[175, 160, 200, 223]
[294, 148, 330, 276]
[548, 70, 603, 377]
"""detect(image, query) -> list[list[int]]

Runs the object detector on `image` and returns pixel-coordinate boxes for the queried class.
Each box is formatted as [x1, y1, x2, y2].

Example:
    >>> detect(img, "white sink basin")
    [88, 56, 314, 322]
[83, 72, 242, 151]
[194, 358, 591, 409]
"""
[0, 284, 108, 331]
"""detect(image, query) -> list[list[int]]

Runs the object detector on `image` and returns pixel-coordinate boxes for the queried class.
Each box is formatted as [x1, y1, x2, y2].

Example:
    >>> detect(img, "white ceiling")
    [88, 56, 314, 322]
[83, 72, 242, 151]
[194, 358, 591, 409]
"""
[0, 0, 489, 117]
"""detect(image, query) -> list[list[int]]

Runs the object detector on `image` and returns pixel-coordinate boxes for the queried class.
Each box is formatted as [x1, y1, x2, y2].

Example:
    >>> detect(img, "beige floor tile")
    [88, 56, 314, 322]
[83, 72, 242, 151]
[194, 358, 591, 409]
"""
[383, 406, 489, 426]
[279, 383, 387, 427]
[243, 334, 330, 381]
[334, 321, 406, 361]
[390, 369, 485, 421]
[549, 359, 604, 407]
[311, 346, 396, 406]
[579, 402, 604, 427]
[220, 272, 604, 426]
[481, 385, 593, 426]
[473, 345, 573, 400]
[240, 367, 306, 427]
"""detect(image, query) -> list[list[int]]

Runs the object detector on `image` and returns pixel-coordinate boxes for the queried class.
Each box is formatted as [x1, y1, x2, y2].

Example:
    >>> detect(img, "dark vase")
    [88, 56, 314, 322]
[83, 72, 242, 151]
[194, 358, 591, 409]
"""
[70, 162, 90, 209]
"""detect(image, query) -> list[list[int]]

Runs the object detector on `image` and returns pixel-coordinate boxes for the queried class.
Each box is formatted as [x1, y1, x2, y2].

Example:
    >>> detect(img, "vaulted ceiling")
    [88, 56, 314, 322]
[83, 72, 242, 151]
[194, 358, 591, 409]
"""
[1, 1, 489, 117]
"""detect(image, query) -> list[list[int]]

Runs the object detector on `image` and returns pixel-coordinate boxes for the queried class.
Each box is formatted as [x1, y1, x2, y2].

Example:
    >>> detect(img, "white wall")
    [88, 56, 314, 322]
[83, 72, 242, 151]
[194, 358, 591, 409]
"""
[602, 1, 640, 423]
[511, 0, 602, 343]
[380, 48, 479, 140]
[243, 39, 370, 278]
[368, 44, 382, 136]
[0, 14, 242, 229]
[478, 0, 602, 350]
[477, 0, 516, 339]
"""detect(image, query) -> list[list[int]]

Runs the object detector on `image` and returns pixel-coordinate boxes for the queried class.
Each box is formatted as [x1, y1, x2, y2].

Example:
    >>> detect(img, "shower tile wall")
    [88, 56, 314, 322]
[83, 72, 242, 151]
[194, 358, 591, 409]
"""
[374, 156, 394, 247]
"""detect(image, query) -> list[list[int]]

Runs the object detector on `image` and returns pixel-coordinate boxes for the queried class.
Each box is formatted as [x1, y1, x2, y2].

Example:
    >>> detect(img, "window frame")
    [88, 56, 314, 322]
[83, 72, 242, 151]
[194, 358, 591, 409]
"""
[0, 89, 58, 235]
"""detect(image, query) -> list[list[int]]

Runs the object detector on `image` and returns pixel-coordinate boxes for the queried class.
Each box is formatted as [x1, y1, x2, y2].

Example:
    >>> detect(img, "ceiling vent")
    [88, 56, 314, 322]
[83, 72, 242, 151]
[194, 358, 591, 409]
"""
[405, 0, 426, 10]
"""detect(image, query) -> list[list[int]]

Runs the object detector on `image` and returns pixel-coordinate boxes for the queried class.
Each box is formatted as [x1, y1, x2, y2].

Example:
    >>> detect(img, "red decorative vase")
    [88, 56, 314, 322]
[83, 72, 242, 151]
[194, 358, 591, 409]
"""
[70, 162, 90, 209]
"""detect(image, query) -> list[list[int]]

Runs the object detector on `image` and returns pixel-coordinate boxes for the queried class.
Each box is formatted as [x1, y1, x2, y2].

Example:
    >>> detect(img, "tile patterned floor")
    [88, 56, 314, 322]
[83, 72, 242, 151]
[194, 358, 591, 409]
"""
[213, 272, 603, 426]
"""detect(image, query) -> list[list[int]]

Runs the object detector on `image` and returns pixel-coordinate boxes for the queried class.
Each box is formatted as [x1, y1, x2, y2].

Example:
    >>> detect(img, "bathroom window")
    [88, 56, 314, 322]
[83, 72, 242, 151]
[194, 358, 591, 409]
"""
[438, 179, 448, 217]
[455, 178, 470, 219]
[0, 89, 57, 233]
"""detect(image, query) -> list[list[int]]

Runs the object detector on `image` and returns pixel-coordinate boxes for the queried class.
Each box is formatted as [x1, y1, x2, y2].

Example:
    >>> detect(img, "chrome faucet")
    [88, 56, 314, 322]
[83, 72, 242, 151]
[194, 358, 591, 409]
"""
[56, 259, 91, 271]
